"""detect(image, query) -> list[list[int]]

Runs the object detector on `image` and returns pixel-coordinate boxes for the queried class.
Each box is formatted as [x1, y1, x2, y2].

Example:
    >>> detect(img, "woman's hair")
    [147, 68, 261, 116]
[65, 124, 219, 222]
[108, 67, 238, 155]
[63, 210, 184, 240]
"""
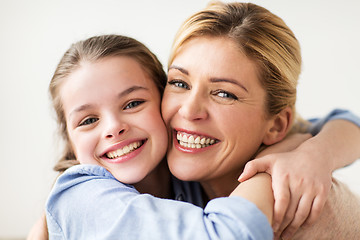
[169, 1, 301, 119]
[49, 34, 167, 172]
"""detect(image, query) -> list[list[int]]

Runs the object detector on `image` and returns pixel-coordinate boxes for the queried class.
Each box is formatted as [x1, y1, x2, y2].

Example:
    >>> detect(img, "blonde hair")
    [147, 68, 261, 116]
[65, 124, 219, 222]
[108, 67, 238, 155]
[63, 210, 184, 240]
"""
[49, 34, 167, 172]
[169, 1, 301, 118]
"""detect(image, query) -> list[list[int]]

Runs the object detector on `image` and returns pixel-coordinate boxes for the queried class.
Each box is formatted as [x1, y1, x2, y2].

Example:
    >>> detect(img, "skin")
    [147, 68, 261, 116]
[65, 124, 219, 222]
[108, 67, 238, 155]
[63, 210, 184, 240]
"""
[162, 36, 290, 200]
[60, 56, 171, 196]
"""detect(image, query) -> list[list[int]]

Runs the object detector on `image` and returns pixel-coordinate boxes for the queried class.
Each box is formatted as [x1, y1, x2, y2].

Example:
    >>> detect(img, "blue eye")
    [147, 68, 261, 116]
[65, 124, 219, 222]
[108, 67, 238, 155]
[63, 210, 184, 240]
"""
[168, 80, 190, 90]
[214, 90, 238, 100]
[79, 117, 99, 126]
[124, 100, 144, 110]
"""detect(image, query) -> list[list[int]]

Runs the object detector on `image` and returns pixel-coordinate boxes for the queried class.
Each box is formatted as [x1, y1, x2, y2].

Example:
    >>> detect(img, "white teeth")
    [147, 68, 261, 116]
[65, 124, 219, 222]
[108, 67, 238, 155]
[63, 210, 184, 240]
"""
[106, 141, 142, 159]
[176, 132, 217, 149]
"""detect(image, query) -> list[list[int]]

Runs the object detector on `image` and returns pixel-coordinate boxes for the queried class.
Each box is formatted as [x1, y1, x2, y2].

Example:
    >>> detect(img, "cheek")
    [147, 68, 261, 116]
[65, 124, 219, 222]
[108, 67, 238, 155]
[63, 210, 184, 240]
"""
[160, 92, 175, 125]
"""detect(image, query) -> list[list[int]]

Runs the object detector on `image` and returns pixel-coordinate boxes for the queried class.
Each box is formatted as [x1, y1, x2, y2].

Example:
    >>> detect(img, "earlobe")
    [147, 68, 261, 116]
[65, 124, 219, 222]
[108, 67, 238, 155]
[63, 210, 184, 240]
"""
[263, 107, 293, 145]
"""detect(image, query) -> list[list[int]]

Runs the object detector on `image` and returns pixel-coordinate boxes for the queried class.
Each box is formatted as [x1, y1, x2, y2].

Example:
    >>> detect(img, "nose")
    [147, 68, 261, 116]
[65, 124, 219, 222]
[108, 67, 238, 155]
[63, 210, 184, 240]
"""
[178, 90, 208, 121]
[104, 116, 128, 139]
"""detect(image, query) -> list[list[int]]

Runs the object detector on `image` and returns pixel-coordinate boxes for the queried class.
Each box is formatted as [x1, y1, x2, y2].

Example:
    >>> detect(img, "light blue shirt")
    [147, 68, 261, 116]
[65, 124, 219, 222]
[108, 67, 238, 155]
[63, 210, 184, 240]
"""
[46, 165, 273, 240]
[307, 109, 360, 135]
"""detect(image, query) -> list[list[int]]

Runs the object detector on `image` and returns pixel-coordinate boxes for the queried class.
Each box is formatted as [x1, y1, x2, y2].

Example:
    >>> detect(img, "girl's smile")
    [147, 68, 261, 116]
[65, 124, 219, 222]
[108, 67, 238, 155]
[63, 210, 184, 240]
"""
[60, 56, 168, 184]
[101, 138, 147, 163]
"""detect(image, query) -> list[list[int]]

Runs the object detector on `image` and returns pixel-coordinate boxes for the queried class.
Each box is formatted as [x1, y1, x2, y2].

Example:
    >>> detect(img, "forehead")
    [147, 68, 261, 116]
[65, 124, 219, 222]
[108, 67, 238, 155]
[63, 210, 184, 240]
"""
[171, 37, 259, 81]
[63, 56, 157, 92]
[59, 56, 159, 113]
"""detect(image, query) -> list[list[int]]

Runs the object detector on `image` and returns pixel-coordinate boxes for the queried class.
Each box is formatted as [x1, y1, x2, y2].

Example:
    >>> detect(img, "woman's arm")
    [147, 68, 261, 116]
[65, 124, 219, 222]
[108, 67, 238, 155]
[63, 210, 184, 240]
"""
[239, 110, 360, 239]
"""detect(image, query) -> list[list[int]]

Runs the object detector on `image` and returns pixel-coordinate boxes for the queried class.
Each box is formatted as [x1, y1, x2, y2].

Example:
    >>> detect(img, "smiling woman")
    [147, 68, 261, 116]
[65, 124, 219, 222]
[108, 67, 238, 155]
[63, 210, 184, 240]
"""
[161, 1, 360, 239]
[163, 37, 275, 187]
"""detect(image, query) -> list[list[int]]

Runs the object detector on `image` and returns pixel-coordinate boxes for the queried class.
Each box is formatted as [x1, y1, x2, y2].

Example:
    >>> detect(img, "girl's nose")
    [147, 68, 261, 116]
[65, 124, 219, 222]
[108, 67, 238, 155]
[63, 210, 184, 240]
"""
[104, 118, 128, 139]
[178, 92, 208, 121]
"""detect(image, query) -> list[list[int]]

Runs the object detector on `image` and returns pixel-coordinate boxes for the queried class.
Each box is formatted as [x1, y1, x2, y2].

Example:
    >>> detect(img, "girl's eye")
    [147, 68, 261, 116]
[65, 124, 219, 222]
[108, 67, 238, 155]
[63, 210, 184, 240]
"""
[79, 117, 99, 126]
[124, 100, 144, 110]
[213, 90, 238, 100]
[168, 80, 190, 90]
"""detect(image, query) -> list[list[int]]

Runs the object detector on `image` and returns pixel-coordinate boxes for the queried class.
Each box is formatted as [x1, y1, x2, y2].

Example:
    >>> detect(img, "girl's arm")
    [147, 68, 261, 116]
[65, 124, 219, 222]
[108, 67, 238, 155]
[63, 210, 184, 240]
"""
[239, 109, 360, 240]
[231, 173, 274, 224]
[46, 164, 273, 240]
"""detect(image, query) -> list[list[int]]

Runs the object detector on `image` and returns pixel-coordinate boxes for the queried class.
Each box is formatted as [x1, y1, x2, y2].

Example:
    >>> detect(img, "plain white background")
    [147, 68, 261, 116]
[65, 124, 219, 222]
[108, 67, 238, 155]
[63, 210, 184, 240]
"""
[0, 0, 359, 238]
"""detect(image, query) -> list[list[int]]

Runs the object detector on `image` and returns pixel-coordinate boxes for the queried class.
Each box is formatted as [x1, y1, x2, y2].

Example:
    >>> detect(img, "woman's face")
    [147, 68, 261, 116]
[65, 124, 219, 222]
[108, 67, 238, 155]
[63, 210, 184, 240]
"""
[60, 56, 168, 184]
[161, 37, 273, 182]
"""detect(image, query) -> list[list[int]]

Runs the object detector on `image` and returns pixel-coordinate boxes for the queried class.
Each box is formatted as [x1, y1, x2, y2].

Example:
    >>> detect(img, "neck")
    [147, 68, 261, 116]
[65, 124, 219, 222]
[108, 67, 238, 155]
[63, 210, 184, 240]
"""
[200, 169, 243, 200]
[133, 160, 172, 199]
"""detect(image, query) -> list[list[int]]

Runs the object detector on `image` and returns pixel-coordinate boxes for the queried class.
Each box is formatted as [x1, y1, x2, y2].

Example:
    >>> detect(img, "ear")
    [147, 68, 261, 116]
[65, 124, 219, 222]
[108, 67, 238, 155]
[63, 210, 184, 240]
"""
[263, 107, 293, 145]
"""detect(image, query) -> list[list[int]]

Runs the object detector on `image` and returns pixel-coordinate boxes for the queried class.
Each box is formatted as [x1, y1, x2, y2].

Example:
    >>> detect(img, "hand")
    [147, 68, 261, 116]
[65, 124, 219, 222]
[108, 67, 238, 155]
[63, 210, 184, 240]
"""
[238, 133, 332, 240]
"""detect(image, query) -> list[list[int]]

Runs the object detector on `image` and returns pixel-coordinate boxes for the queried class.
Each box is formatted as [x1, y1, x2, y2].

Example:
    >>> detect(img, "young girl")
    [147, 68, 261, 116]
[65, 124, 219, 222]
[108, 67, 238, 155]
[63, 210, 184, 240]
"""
[45, 34, 275, 239]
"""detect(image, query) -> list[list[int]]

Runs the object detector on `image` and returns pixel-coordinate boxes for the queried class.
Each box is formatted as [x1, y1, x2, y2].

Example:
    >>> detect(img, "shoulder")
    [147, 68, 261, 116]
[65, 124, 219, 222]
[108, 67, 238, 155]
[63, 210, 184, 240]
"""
[46, 165, 138, 211]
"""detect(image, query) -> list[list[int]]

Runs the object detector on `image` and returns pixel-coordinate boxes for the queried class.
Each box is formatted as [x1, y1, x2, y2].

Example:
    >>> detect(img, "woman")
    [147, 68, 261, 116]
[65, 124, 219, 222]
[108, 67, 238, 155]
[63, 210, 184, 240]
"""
[161, 1, 360, 239]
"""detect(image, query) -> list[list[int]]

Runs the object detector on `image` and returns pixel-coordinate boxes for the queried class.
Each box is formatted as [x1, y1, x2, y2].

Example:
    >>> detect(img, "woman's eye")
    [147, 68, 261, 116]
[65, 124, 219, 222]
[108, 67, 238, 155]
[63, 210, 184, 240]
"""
[79, 117, 99, 126]
[168, 80, 190, 90]
[214, 90, 238, 100]
[124, 100, 144, 110]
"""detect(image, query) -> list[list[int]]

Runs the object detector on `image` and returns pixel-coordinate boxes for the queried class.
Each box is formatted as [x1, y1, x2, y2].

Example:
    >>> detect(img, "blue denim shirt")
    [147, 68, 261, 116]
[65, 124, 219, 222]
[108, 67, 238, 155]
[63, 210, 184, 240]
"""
[46, 165, 273, 240]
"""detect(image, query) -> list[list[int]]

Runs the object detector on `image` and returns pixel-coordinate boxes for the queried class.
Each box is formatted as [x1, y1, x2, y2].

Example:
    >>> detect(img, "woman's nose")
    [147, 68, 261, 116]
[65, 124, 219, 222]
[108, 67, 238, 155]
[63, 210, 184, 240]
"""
[178, 92, 208, 121]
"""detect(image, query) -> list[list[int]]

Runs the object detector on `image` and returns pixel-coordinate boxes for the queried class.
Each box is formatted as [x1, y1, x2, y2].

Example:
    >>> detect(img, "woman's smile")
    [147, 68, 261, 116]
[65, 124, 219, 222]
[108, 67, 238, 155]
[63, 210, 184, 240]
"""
[173, 129, 219, 152]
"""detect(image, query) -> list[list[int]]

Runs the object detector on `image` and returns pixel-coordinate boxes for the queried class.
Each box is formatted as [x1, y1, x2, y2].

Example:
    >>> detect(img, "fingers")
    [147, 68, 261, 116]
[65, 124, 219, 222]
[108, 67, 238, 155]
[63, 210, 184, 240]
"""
[272, 175, 291, 232]
[238, 158, 270, 182]
[277, 186, 328, 240]
[275, 190, 299, 235]
[303, 190, 327, 225]
[279, 194, 313, 239]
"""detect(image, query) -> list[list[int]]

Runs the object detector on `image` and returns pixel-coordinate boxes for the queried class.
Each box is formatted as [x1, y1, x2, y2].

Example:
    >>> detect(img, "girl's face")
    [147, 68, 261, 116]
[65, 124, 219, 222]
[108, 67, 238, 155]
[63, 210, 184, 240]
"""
[162, 37, 273, 182]
[60, 56, 168, 184]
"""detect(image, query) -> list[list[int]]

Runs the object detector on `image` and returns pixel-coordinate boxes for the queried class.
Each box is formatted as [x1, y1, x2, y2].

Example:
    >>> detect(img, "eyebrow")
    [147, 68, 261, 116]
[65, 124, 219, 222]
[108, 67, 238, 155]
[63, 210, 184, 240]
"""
[169, 65, 248, 92]
[69, 85, 148, 118]
[168, 65, 189, 75]
[210, 78, 248, 92]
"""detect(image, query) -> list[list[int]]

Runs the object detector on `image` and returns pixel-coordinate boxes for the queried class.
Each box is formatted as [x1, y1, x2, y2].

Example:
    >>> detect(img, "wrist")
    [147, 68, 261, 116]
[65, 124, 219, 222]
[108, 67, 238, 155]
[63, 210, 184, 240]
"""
[296, 136, 335, 172]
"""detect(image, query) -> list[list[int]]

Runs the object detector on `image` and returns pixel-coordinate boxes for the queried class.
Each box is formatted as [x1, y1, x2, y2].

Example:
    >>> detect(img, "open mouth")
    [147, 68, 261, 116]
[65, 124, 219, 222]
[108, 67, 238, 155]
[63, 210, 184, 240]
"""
[104, 140, 146, 159]
[175, 130, 219, 149]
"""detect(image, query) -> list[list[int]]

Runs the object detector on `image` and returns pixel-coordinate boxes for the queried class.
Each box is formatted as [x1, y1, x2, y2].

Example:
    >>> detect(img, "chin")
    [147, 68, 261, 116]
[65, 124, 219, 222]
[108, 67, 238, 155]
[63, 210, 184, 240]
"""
[112, 171, 146, 185]
[168, 163, 201, 182]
